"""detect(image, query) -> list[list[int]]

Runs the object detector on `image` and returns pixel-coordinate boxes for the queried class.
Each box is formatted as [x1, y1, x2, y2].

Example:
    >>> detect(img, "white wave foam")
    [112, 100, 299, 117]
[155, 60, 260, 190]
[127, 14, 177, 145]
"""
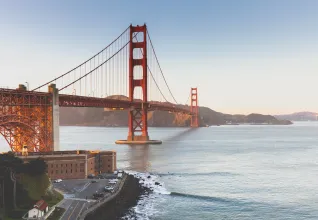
[122, 171, 170, 220]
[125, 170, 171, 195]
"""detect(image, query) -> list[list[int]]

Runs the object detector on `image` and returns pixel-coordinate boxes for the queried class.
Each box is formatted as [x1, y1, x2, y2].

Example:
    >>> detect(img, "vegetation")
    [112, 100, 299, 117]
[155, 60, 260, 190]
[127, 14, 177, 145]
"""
[5, 209, 28, 220]
[0, 151, 24, 172]
[44, 189, 64, 207]
[0, 152, 62, 220]
[46, 207, 65, 220]
[25, 158, 48, 176]
[19, 173, 50, 200]
[0, 153, 47, 175]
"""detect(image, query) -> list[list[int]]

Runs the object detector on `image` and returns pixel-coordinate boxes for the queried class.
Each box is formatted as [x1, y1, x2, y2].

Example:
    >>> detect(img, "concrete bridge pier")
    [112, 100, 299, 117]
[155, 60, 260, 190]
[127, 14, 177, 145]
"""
[49, 84, 60, 151]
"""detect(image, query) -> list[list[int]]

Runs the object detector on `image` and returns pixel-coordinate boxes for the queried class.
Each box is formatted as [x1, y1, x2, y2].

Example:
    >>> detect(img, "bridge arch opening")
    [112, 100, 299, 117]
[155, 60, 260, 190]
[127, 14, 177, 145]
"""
[0, 122, 42, 152]
[133, 48, 143, 60]
[133, 86, 143, 101]
[133, 66, 143, 80]
[132, 32, 144, 43]
[0, 135, 10, 153]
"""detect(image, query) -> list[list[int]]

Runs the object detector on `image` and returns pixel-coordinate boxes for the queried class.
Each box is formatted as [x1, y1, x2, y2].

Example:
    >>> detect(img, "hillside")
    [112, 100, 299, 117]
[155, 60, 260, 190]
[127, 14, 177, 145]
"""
[59, 101, 292, 126]
[0, 153, 63, 220]
[275, 112, 318, 121]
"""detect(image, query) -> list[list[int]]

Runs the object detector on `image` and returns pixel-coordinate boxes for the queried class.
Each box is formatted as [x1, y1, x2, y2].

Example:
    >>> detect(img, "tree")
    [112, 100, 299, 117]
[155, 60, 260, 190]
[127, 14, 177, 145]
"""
[25, 158, 47, 176]
[0, 152, 24, 173]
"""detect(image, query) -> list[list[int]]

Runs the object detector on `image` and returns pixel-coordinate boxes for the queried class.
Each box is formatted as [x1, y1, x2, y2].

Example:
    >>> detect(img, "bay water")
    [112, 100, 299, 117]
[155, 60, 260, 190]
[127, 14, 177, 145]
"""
[1, 122, 318, 219]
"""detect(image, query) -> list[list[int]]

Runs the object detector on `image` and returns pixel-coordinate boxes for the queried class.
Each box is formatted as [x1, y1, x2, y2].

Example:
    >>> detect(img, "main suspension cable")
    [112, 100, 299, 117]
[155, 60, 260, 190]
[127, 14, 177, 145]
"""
[32, 26, 130, 91]
[147, 29, 179, 104]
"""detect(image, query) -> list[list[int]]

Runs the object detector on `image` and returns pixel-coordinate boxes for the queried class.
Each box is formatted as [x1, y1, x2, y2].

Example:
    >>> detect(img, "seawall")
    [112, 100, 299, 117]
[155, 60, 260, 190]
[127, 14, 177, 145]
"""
[82, 174, 146, 220]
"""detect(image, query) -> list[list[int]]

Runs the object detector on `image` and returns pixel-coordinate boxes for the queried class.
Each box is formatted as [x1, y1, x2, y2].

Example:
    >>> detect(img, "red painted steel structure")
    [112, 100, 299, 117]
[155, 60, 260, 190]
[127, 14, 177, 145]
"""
[0, 86, 53, 152]
[0, 24, 199, 152]
[59, 94, 190, 114]
[190, 88, 199, 127]
[127, 24, 149, 141]
[0, 88, 192, 151]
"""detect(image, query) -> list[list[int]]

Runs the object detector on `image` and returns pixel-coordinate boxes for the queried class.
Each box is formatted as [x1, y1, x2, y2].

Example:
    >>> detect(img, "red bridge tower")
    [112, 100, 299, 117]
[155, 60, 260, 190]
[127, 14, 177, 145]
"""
[116, 24, 162, 144]
[127, 24, 149, 142]
[190, 88, 199, 127]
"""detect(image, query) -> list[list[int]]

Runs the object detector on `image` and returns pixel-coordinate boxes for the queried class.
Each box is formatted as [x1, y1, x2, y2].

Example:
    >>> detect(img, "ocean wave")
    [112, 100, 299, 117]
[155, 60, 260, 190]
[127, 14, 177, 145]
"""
[170, 192, 233, 203]
[121, 171, 170, 220]
[155, 171, 238, 177]
[126, 170, 171, 194]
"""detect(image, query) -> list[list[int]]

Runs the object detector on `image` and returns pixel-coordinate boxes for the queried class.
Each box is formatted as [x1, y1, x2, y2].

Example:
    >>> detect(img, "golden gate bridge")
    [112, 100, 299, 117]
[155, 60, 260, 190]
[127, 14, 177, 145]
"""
[0, 24, 199, 152]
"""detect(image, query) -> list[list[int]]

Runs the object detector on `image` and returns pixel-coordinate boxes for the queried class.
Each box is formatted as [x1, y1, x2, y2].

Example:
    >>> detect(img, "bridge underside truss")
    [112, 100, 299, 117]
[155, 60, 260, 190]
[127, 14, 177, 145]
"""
[0, 89, 53, 152]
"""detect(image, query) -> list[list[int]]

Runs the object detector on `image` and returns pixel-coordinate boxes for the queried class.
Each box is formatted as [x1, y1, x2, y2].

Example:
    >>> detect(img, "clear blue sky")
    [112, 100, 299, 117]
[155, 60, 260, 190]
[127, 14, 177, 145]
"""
[0, 0, 317, 114]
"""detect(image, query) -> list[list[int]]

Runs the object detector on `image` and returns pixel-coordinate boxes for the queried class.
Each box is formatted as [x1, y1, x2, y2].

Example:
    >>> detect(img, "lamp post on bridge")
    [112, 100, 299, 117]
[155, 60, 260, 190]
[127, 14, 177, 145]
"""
[25, 82, 29, 91]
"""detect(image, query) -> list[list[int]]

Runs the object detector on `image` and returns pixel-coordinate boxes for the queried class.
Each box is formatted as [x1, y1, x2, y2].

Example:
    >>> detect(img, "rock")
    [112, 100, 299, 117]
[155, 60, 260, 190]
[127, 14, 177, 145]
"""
[155, 182, 160, 185]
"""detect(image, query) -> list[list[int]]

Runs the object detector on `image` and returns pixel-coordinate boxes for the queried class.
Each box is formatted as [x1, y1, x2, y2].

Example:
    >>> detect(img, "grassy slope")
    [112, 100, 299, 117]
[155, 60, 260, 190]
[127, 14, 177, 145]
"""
[20, 173, 50, 200]
[5, 174, 63, 220]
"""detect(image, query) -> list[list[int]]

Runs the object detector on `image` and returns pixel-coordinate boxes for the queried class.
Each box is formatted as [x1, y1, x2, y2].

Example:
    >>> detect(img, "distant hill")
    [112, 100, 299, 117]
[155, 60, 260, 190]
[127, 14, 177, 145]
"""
[275, 112, 318, 121]
[59, 96, 292, 126]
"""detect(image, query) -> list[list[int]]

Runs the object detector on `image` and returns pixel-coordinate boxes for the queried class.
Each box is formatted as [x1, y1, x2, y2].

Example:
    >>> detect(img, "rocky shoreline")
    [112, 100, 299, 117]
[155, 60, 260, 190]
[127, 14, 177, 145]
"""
[85, 174, 149, 220]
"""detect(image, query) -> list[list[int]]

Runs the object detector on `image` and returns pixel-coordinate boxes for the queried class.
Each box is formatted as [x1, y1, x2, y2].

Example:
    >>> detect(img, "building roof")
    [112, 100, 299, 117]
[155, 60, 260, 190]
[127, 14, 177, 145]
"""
[34, 200, 48, 211]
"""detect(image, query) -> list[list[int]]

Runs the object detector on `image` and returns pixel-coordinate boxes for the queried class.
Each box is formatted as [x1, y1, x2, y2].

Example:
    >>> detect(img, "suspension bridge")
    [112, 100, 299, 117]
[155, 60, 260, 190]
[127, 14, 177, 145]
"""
[0, 24, 199, 152]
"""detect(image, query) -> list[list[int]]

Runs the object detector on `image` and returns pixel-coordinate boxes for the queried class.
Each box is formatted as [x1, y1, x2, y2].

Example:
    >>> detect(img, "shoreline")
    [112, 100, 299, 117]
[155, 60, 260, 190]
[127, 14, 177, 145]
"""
[83, 174, 148, 220]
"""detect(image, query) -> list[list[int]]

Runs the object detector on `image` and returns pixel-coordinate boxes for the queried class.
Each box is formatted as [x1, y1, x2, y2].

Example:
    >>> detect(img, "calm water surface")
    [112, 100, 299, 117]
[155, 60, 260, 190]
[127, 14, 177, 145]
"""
[1, 122, 318, 219]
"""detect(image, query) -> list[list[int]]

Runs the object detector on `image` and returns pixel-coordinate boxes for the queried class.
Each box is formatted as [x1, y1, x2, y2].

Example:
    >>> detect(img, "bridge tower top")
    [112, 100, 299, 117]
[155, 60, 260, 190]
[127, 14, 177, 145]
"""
[190, 87, 199, 127]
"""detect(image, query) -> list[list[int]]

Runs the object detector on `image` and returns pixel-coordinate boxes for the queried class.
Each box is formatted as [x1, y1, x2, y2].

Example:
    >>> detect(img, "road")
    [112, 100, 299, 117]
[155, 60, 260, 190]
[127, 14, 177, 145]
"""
[53, 179, 110, 198]
[53, 176, 121, 219]
[60, 200, 87, 220]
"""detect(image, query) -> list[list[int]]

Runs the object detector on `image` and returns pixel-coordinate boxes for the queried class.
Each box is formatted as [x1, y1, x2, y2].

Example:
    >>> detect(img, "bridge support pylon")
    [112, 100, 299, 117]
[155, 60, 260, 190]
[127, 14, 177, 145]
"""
[48, 84, 60, 151]
[190, 88, 199, 127]
[116, 24, 161, 145]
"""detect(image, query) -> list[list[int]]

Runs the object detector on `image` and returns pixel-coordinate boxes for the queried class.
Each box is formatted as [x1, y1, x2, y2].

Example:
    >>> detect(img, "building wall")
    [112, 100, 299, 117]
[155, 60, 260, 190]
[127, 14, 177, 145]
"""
[18, 150, 116, 180]
[100, 151, 117, 173]
[28, 208, 44, 218]
[47, 158, 87, 180]
[87, 157, 95, 176]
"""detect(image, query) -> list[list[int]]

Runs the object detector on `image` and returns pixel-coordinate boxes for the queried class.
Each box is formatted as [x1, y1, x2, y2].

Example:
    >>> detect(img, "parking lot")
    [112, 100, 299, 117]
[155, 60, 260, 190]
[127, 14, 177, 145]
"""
[53, 173, 122, 220]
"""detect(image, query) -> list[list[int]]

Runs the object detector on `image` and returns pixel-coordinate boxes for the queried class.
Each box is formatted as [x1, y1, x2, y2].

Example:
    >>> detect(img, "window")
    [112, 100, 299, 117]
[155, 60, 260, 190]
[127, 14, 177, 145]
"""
[108, 165, 110, 167]
[66, 164, 68, 167]
[71, 169, 72, 173]
[56, 170, 58, 174]
[56, 164, 58, 168]
[108, 159, 110, 162]
[51, 164, 53, 168]
[66, 170, 68, 173]
[51, 171, 53, 174]
[61, 170, 63, 174]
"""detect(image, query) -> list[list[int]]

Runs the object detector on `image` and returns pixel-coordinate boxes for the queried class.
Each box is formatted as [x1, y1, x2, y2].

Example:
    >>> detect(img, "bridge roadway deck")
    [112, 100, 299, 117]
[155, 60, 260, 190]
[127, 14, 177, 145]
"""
[59, 94, 191, 114]
[0, 88, 191, 114]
